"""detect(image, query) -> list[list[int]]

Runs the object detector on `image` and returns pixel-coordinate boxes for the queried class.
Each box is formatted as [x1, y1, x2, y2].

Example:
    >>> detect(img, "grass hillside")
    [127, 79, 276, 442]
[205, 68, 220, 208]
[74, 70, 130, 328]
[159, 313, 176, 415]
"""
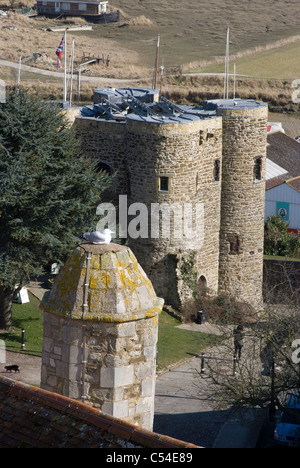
[109, 0, 300, 68]
[1, 0, 300, 112]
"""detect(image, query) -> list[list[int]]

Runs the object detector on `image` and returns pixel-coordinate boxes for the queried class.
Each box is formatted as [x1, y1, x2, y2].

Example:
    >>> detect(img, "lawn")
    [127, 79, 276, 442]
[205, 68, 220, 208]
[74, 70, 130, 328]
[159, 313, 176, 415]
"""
[156, 309, 222, 372]
[0, 292, 44, 356]
[0, 294, 222, 371]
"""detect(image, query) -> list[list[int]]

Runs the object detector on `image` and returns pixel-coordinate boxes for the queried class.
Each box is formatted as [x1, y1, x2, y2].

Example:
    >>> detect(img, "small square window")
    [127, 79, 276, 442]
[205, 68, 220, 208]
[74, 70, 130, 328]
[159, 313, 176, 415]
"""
[159, 176, 169, 192]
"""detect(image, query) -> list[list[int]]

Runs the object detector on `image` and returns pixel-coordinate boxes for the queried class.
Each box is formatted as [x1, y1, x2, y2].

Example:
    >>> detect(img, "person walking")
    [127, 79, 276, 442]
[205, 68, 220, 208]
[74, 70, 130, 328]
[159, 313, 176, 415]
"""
[233, 325, 244, 360]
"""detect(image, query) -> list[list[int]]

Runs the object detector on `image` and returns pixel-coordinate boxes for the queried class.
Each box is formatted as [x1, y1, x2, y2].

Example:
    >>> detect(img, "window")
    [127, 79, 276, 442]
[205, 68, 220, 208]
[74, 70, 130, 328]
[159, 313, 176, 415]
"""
[198, 275, 208, 296]
[62, 2, 70, 9]
[159, 176, 169, 192]
[99, 2, 107, 13]
[229, 235, 242, 255]
[78, 2, 87, 9]
[214, 159, 220, 182]
[254, 157, 262, 182]
[96, 161, 113, 176]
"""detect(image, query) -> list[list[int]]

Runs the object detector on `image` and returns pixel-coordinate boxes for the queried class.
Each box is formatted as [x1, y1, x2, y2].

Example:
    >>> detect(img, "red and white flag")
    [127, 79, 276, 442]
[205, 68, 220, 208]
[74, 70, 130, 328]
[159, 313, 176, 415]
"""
[56, 35, 64, 70]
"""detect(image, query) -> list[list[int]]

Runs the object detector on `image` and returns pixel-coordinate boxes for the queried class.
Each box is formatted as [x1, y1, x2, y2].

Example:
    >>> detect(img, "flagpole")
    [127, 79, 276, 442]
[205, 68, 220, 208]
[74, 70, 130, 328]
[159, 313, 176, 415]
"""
[69, 38, 75, 107]
[224, 24, 229, 99]
[152, 34, 160, 90]
[63, 29, 67, 103]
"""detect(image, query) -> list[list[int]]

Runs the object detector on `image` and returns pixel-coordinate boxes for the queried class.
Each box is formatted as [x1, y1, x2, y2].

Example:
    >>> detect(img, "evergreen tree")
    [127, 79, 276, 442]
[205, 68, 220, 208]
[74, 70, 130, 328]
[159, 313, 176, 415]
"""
[0, 90, 111, 329]
[264, 215, 300, 258]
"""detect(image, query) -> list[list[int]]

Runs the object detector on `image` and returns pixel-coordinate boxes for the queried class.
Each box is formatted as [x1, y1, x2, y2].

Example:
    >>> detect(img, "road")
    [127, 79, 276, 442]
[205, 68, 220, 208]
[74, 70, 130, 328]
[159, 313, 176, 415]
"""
[0, 58, 140, 84]
[0, 58, 250, 83]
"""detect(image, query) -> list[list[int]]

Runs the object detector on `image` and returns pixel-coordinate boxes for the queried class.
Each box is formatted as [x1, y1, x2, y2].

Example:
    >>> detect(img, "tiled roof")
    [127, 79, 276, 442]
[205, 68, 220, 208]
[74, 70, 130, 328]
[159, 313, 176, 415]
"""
[267, 132, 300, 179]
[286, 176, 300, 193]
[0, 375, 198, 449]
[265, 177, 285, 191]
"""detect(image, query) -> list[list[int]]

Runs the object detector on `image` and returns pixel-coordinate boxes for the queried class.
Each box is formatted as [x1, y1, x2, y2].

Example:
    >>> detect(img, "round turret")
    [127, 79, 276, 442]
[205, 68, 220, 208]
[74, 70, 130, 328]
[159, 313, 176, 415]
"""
[212, 99, 268, 309]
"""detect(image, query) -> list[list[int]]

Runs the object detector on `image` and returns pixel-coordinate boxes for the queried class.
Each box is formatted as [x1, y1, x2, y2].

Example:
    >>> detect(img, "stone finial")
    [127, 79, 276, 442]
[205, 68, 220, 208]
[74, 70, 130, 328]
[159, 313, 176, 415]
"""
[42, 243, 164, 322]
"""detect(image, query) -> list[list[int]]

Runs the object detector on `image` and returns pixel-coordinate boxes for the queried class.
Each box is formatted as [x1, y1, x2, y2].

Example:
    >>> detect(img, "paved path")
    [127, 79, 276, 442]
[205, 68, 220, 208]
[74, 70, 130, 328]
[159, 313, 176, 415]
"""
[154, 356, 230, 447]
[153, 355, 266, 448]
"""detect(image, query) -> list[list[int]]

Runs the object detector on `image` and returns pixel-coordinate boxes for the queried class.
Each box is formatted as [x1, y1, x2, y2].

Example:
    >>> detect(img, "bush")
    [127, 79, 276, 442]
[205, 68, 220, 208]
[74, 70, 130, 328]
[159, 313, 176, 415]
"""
[180, 294, 256, 325]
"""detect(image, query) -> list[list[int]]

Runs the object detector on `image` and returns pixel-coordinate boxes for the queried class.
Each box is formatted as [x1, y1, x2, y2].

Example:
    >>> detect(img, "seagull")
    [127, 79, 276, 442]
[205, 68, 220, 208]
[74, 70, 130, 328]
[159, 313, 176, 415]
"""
[80, 229, 114, 245]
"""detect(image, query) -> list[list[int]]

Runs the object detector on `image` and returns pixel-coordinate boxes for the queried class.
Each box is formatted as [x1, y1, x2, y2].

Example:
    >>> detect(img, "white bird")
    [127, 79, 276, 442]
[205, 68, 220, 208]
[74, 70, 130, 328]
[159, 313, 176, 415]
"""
[80, 229, 114, 245]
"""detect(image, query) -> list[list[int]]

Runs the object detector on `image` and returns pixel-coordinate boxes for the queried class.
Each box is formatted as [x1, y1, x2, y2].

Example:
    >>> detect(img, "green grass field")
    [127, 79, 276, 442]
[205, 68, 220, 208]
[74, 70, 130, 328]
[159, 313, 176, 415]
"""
[109, 0, 300, 68]
[191, 38, 300, 80]
[0, 293, 44, 356]
[156, 310, 222, 372]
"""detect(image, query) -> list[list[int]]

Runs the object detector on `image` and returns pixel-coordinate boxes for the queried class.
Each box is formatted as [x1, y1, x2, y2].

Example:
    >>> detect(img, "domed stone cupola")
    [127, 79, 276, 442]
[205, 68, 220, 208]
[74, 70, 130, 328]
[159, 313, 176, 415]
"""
[40, 243, 164, 430]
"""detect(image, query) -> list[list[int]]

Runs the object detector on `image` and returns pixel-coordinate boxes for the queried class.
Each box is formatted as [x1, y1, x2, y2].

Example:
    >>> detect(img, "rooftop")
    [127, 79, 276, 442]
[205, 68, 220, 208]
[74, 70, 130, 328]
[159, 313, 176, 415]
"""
[79, 87, 266, 124]
[267, 131, 300, 181]
[203, 99, 268, 111]
[0, 374, 198, 448]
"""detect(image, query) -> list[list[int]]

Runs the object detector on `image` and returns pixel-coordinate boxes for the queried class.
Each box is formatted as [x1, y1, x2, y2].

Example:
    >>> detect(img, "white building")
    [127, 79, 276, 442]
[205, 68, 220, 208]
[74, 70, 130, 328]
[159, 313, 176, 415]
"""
[265, 128, 300, 232]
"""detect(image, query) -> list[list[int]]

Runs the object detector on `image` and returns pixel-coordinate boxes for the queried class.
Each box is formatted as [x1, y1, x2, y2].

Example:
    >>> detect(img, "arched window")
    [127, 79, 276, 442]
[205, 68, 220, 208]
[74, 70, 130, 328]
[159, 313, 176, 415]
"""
[96, 161, 113, 176]
[198, 275, 208, 296]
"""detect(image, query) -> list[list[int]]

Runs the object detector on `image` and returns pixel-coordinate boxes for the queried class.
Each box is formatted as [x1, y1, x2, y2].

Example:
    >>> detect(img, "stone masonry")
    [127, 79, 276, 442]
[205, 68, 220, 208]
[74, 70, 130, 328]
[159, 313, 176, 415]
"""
[40, 243, 164, 430]
[217, 103, 268, 309]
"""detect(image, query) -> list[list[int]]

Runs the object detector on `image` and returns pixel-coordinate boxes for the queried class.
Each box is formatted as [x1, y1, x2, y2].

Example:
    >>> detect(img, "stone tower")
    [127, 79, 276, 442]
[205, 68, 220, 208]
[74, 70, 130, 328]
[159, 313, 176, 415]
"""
[125, 112, 223, 307]
[209, 100, 268, 309]
[75, 89, 268, 312]
[40, 243, 164, 430]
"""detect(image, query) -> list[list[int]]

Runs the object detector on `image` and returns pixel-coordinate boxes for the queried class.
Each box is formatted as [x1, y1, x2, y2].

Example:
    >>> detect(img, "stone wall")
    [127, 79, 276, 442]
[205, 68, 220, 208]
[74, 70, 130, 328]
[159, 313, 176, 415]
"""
[75, 118, 128, 204]
[75, 115, 223, 308]
[217, 105, 268, 309]
[41, 310, 159, 430]
[126, 116, 223, 306]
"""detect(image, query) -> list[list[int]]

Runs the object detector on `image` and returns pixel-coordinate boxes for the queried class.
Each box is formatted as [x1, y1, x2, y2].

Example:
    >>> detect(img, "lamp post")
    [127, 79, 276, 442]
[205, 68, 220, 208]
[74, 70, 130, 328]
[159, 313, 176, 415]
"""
[21, 329, 25, 350]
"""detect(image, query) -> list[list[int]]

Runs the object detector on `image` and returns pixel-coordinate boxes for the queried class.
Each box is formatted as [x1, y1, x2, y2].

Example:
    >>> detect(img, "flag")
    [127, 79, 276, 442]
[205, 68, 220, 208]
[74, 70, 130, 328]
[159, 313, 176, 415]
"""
[56, 35, 64, 70]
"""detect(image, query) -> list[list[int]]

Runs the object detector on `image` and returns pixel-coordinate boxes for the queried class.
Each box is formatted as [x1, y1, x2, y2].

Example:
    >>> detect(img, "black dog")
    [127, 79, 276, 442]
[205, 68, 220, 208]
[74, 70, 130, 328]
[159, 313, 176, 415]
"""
[5, 365, 20, 373]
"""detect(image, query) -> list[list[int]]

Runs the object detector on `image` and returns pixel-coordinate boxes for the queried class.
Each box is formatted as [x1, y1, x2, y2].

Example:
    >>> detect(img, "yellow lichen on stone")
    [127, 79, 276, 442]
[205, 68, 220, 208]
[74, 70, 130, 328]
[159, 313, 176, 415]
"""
[41, 244, 164, 322]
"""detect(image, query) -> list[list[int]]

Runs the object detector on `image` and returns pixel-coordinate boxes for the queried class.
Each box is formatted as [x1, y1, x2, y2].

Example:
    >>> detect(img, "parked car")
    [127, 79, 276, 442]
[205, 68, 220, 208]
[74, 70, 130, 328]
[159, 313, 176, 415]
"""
[274, 394, 300, 447]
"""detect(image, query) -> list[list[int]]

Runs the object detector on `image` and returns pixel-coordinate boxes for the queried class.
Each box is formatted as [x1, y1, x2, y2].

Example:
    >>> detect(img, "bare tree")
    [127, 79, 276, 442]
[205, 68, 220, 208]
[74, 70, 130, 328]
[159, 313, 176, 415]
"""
[205, 304, 300, 419]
